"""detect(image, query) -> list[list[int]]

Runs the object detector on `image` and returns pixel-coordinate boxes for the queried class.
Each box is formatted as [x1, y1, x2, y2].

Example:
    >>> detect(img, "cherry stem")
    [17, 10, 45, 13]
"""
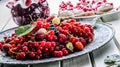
[29, 15, 34, 24]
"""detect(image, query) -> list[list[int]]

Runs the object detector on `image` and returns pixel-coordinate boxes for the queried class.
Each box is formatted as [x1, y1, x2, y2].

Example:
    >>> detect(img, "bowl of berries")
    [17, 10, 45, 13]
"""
[0, 16, 114, 64]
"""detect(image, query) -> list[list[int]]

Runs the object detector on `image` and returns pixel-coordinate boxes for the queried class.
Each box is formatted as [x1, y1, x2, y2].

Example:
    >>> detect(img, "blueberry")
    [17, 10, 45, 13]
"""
[50, 24, 55, 27]
[49, 27, 55, 30]
[55, 31, 60, 36]
[60, 18, 64, 22]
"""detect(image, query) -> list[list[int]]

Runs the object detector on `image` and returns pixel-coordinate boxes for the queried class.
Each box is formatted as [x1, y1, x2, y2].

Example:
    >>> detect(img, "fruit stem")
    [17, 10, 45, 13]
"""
[29, 15, 34, 24]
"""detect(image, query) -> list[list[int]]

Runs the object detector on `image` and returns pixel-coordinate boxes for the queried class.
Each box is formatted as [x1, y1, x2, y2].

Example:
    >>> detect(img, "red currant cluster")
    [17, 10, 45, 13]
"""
[59, 0, 113, 12]
[0, 16, 94, 60]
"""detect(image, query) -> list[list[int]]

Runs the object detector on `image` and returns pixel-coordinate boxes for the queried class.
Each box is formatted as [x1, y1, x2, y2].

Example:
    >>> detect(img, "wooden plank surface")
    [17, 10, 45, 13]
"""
[62, 54, 92, 67]
[0, 0, 11, 31]
[93, 40, 120, 67]
[109, 19, 120, 44]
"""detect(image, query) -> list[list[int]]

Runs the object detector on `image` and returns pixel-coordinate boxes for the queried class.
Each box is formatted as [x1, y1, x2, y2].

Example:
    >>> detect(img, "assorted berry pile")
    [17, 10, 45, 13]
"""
[58, 0, 114, 17]
[7, 0, 50, 25]
[0, 16, 94, 60]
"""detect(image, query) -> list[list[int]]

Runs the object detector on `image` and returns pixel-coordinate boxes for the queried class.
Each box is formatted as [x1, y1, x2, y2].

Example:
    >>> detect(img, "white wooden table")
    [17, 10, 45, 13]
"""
[1, 0, 120, 67]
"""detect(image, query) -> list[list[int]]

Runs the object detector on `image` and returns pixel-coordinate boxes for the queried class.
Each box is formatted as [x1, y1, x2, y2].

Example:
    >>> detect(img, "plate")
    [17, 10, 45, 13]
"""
[59, 10, 120, 20]
[0, 23, 115, 65]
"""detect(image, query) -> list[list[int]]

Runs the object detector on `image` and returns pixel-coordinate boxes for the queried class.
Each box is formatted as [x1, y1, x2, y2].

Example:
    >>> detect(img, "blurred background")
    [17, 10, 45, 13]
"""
[47, 0, 120, 14]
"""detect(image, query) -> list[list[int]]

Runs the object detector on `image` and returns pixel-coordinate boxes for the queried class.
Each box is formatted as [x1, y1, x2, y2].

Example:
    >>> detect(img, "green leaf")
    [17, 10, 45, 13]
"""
[66, 42, 74, 51]
[15, 24, 36, 37]
[104, 54, 120, 65]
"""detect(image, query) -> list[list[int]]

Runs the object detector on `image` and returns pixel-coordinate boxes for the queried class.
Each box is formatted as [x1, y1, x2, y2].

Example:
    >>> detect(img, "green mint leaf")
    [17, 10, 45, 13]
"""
[15, 24, 36, 37]
[104, 54, 120, 65]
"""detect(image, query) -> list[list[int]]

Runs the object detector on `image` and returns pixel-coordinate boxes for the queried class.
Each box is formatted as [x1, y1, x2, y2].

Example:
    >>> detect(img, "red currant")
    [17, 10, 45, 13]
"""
[53, 51, 63, 57]
[22, 46, 28, 52]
